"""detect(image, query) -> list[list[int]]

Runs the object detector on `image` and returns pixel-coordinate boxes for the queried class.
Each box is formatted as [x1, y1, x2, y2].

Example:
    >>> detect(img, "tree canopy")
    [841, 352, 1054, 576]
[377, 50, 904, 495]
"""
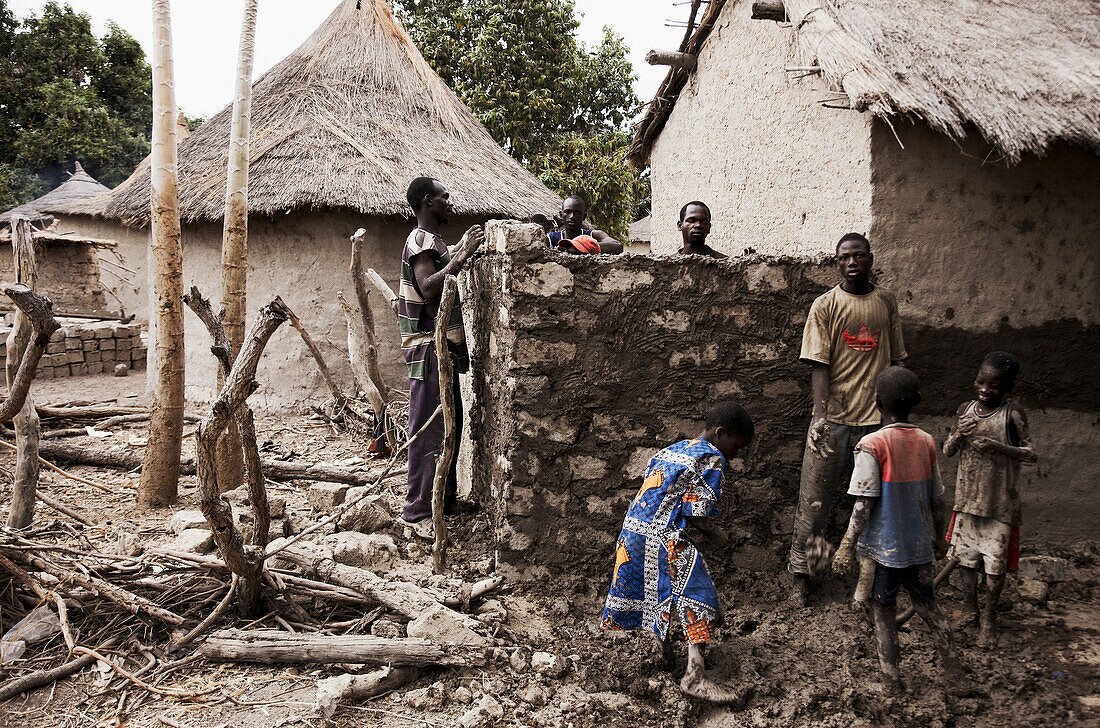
[0, 1, 151, 209]
[395, 0, 645, 240]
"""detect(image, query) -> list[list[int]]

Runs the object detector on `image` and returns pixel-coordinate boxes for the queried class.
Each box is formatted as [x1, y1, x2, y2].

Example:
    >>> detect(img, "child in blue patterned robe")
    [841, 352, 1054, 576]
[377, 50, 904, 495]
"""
[602, 402, 754, 703]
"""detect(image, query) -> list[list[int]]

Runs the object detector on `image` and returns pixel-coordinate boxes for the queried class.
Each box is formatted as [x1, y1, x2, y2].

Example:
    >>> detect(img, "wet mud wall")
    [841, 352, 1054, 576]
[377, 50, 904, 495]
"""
[0, 240, 108, 313]
[466, 221, 1099, 580]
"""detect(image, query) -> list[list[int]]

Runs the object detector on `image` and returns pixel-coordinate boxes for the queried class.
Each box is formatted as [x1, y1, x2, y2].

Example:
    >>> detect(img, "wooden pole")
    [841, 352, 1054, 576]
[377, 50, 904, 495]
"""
[751, 0, 787, 21]
[364, 267, 398, 316]
[347, 228, 392, 417]
[199, 629, 480, 666]
[431, 275, 458, 575]
[140, 0, 186, 509]
[6, 217, 40, 529]
[645, 49, 697, 71]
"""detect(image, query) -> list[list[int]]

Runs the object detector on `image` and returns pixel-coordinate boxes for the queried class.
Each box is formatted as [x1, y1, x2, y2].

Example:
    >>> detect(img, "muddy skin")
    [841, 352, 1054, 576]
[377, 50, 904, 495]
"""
[959, 567, 1009, 646]
[873, 594, 962, 694]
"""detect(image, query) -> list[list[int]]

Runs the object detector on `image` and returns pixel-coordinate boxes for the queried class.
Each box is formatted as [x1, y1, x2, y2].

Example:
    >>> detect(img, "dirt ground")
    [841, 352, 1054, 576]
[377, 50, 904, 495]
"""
[1, 373, 1097, 728]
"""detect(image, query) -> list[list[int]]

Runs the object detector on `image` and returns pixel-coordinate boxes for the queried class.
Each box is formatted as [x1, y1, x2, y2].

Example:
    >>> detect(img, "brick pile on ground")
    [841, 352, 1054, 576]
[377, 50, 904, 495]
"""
[0, 320, 146, 379]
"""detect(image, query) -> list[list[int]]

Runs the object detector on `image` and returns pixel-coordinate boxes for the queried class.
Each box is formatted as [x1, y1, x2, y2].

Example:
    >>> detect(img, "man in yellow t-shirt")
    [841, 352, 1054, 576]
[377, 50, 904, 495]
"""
[787, 232, 907, 605]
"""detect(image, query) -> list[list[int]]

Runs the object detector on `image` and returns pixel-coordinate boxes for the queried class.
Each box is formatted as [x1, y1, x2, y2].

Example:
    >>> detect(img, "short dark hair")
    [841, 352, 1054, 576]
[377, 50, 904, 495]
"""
[705, 401, 754, 441]
[563, 194, 586, 207]
[836, 232, 871, 253]
[876, 366, 920, 412]
[981, 351, 1021, 386]
[679, 201, 710, 222]
[406, 176, 439, 213]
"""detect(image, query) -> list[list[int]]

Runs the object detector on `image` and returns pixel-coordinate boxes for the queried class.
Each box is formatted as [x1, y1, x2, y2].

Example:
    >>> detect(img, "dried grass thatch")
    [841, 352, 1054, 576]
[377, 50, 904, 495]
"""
[64, 0, 561, 226]
[1, 162, 110, 226]
[630, 0, 1100, 167]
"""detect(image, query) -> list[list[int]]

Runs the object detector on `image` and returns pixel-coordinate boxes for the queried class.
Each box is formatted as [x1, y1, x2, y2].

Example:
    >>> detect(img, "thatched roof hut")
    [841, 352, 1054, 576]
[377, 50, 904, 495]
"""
[630, 0, 1100, 167]
[70, 0, 561, 226]
[0, 162, 110, 226]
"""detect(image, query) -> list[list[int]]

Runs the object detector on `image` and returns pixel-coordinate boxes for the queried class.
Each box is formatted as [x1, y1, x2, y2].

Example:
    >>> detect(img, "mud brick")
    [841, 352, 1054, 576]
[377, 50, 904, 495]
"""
[36, 367, 53, 379]
[112, 324, 134, 338]
[71, 363, 88, 376]
[53, 364, 70, 378]
[85, 350, 101, 363]
[66, 350, 84, 364]
[78, 328, 94, 340]
[84, 361, 104, 375]
[131, 347, 147, 362]
[99, 338, 116, 350]
[115, 338, 133, 350]
[82, 340, 98, 352]
[46, 341, 64, 354]
[92, 324, 114, 339]
[65, 337, 82, 350]
[131, 354, 146, 371]
[49, 329, 64, 343]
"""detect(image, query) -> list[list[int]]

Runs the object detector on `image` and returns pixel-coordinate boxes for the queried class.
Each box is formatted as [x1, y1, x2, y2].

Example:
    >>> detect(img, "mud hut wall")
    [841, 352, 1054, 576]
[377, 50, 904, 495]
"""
[55, 215, 148, 319]
[469, 222, 1099, 580]
[0, 239, 108, 312]
[648, 0, 874, 258]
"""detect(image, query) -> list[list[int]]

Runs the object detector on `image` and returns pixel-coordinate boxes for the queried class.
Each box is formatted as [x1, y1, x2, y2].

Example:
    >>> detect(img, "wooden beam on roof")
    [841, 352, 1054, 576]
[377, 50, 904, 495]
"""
[645, 50, 698, 71]
[752, 1, 787, 21]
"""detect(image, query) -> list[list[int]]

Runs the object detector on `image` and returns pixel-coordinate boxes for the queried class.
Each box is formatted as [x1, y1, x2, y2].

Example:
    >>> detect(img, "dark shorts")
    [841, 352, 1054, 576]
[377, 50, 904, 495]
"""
[872, 562, 935, 606]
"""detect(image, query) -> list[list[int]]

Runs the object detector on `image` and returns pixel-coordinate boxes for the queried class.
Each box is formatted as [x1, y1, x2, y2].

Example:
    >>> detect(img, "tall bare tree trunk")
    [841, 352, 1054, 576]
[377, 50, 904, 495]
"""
[139, 0, 186, 509]
[217, 0, 258, 493]
[6, 217, 40, 529]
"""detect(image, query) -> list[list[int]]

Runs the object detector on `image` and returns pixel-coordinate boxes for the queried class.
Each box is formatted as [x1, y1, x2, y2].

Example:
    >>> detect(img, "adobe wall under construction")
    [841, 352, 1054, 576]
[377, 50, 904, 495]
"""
[466, 221, 1098, 581]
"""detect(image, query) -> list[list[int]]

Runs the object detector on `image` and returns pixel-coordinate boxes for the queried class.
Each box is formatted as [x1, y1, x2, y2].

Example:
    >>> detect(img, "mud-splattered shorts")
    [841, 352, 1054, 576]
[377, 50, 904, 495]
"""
[949, 512, 1012, 576]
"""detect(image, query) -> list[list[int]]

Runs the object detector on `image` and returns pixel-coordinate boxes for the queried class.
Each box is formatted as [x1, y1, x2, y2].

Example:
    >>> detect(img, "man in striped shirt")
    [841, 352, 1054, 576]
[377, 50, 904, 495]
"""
[397, 177, 484, 538]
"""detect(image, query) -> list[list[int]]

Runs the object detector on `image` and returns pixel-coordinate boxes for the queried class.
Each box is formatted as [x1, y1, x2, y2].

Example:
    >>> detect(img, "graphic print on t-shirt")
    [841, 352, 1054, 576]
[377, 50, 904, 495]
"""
[842, 323, 881, 352]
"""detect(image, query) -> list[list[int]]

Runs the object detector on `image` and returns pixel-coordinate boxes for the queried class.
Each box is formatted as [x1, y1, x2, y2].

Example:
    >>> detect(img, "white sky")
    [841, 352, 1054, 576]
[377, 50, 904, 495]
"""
[9, 0, 687, 119]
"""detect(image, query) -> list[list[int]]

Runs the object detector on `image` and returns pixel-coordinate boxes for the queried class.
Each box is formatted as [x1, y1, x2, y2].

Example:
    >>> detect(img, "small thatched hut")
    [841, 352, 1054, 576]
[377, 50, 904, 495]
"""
[58, 0, 561, 407]
[632, 0, 1100, 542]
[0, 163, 113, 313]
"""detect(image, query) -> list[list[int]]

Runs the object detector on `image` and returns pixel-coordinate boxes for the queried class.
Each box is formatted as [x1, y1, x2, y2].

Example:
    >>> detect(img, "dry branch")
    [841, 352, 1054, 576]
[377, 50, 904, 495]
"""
[35, 490, 94, 527]
[194, 297, 289, 615]
[363, 267, 398, 316]
[0, 636, 120, 702]
[315, 666, 419, 719]
[347, 229, 392, 418]
[278, 296, 346, 404]
[199, 629, 480, 667]
[432, 275, 458, 574]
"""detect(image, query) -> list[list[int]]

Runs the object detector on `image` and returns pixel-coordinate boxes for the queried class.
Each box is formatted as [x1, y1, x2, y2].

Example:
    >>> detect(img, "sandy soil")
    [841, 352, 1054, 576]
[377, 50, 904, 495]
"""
[0, 373, 1097, 728]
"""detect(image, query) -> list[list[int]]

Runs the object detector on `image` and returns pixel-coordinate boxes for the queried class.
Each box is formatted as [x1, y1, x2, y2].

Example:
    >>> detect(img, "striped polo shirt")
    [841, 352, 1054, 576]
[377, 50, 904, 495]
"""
[398, 228, 469, 380]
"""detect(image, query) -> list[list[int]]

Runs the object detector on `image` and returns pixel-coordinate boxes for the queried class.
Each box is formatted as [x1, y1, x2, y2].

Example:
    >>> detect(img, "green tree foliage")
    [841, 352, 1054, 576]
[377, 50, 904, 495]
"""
[0, 1, 151, 208]
[395, 0, 644, 240]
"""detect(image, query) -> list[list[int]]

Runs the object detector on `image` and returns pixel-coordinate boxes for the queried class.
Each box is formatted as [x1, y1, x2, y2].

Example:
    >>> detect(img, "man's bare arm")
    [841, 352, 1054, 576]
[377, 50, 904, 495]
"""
[412, 225, 485, 303]
[591, 229, 624, 254]
[833, 496, 874, 574]
[686, 516, 728, 550]
[807, 363, 833, 457]
[943, 402, 977, 457]
[931, 491, 949, 558]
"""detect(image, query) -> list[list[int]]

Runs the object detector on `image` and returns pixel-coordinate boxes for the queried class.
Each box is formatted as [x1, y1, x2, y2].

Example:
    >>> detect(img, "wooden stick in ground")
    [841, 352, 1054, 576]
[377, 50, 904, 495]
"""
[431, 275, 458, 575]
[897, 556, 959, 627]
[0, 636, 120, 702]
[199, 628, 482, 667]
[174, 575, 237, 646]
[337, 291, 388, 427]
[346, 228, 391, 420]
[363, 267, 398, 316]
[6, 220, 45, 529]
[0, 439, 116, 493]
[277, 296, 346, 404]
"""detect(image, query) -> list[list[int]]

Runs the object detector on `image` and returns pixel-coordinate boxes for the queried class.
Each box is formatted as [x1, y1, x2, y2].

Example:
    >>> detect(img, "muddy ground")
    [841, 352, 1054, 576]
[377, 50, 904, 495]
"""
[0, 373, 1097, 728]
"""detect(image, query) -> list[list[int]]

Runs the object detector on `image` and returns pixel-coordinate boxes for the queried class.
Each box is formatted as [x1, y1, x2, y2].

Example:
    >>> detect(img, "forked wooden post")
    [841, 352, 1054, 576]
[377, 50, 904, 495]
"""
[6, 216, 41, 529]
[431, 275, 459, 574]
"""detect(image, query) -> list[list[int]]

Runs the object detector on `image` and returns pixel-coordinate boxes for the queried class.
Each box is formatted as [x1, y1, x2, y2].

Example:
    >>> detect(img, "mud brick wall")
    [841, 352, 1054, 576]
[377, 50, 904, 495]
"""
[0, 241, 109, 313]
[0, 321, 146, 380]
[466, 221, 835, 579]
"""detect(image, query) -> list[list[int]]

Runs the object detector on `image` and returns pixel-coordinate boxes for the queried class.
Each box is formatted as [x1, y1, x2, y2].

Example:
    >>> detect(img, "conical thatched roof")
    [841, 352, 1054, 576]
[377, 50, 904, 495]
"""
[67, 0, 561, 226]
[631, 0, 1100, 166]
[1, 162, 110, 225]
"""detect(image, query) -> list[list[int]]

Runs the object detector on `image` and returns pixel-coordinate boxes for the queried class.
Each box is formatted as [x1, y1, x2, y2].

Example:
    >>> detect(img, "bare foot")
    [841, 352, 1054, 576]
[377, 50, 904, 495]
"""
[679, 674, 752, 706]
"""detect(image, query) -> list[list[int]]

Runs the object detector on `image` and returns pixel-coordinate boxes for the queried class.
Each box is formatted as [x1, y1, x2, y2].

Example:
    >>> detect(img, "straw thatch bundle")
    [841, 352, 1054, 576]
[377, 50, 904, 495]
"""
[65, 0, 561, 226]
[0, 162, 110, 226]
[630, 0, 1100, 166]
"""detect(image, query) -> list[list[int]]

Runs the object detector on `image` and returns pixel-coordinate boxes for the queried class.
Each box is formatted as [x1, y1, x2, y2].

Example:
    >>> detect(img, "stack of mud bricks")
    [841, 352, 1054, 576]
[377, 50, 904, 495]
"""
[464, 220, 835, 580]
[0, 320, 147, 380]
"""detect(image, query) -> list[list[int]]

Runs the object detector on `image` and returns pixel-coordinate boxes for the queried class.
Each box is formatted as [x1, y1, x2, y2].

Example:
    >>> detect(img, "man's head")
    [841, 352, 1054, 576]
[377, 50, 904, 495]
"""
[560, 195, 587, 233]
[406, 177, 452, 223]
[974, 351, 1020, 408]
[678, 201, 711, 248]
[875, 366, 920, 417]
[703, 400, 754, 460]
[835, 232, 872, 287]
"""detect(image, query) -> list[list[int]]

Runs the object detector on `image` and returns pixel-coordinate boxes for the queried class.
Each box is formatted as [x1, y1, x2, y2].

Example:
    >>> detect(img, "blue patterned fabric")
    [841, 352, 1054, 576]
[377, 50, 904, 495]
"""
[601, 439, 727, 643]
[546, 228, 593, 247]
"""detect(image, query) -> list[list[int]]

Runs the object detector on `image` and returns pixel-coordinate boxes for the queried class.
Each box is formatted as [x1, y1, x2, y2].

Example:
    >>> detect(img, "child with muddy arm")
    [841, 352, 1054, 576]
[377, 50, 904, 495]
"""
[832, 367, 961, 694]
[942, 352, 1038, 645]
